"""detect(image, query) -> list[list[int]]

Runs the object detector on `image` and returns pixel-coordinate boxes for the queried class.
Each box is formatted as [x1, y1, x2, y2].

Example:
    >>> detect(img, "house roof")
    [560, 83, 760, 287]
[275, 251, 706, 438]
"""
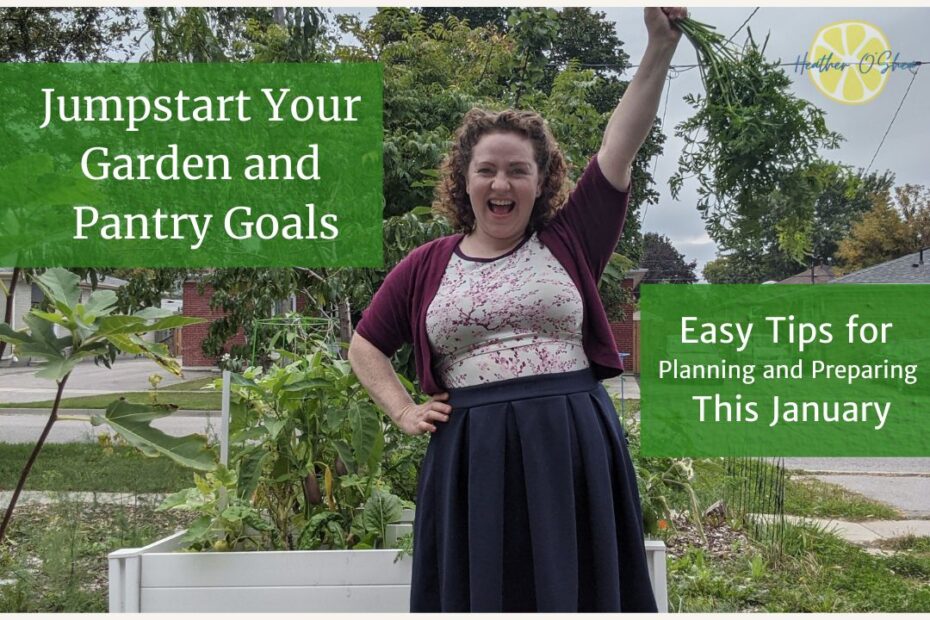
[624, 268, 649, 289]
[778, 265, 837, 284]
[831, 250, 930, 284]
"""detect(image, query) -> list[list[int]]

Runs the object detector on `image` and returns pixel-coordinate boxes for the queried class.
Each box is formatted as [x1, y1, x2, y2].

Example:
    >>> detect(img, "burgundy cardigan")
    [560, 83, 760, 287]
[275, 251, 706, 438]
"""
[355, 155, 630, 395]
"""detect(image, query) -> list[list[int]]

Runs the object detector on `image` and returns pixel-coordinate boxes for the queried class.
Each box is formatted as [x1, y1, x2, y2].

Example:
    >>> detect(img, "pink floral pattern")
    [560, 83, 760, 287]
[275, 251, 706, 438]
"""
[426, 234, 588, 387]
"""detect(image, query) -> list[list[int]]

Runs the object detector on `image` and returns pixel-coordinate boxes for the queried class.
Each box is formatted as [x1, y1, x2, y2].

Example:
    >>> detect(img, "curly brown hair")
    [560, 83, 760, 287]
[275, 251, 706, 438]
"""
[433, 108, 569, 234]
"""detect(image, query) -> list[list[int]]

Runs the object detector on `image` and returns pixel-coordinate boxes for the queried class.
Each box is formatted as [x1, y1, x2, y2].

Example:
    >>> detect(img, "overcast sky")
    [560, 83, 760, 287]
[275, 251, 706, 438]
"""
[337, 7, 929, 278]
[604, 7, 929, 278]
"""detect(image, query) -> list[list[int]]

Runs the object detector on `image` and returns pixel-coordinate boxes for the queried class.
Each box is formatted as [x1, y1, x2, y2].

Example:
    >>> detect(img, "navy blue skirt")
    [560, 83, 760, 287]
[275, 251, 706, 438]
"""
[410, 369, 658, 612]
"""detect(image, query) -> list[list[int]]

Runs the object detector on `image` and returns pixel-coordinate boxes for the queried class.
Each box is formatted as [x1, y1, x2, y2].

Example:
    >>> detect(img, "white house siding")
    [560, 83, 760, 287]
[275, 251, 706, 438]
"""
[1, 276, 34, 359]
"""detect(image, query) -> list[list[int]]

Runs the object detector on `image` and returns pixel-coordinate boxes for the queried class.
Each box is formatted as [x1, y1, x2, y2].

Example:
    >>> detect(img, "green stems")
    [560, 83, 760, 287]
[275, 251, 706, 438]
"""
[677, 17, 739, 108]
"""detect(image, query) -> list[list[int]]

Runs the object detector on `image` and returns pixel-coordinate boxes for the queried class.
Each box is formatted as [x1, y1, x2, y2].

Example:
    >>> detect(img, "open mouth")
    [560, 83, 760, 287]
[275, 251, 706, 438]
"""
[488, 200, 516, 215]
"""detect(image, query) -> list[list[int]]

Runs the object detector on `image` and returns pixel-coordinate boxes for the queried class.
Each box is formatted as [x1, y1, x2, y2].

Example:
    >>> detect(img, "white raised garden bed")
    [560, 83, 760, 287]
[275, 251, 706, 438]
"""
[109, 510, 667, 612]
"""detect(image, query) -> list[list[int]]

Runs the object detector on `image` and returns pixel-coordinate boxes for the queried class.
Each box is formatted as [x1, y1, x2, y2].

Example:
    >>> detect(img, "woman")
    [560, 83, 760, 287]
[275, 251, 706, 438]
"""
[348, 8, 685, 612]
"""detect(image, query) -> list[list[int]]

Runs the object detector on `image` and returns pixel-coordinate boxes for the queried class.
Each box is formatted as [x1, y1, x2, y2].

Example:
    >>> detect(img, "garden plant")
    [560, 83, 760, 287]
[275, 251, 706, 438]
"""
[0, 268, 203, 545]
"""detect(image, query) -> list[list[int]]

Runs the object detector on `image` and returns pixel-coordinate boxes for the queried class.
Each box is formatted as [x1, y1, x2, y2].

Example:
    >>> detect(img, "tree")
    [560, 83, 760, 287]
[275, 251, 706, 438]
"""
[835, 184, 930, 273]
[701, 163, 894, 284]
[416, 8, 508, 31]
[142, 8, 333, 63]
[1, 8, 141, 361]
[640, 233, 697, 284]
[0, 269, 203, 545]
[0, 8, 138, 62]
[702, 254, 771, 284]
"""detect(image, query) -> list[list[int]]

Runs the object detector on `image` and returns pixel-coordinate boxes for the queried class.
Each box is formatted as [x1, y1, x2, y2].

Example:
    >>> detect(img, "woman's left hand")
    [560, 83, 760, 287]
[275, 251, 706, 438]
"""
[644, 7, 687, 46]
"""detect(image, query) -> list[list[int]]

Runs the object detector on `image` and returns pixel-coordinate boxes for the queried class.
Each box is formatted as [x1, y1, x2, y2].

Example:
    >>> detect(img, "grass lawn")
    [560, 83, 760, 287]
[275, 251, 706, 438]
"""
[0, 415, 922, 612]
[0, 377, 221, 411]
[668, 523, 930, 612]
[665, 461, 927, 611]
[687, 459, 900, 522]
[783, 475, 901, 521]
[0, 499, 193, 612]
[0, 443, 195, 493]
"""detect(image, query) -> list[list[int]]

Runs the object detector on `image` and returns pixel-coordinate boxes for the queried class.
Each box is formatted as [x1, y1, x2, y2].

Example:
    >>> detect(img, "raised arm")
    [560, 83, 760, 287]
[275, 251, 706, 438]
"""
[597, 7, 686, 191]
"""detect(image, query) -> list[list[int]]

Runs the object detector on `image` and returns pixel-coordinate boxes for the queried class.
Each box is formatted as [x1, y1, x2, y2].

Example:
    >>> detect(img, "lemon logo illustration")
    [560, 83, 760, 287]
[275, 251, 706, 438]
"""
[808, 21, 890, 104]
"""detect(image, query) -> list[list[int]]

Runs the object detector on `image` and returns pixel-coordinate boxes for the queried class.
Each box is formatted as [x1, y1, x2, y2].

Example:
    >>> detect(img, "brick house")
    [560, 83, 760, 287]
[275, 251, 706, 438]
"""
[180, 280, 247, 369]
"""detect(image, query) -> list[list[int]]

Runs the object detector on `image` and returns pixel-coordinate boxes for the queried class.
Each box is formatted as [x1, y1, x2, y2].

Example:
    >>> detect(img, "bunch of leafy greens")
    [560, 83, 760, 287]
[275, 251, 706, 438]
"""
[671, 21, 841, 263]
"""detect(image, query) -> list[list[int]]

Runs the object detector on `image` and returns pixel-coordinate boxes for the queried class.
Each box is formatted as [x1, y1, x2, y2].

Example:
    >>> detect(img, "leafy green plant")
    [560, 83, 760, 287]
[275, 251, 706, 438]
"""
[620, 409, 704, 540]
[0, 268, 204, 545]
[672, 20, 841, 264]
[147, 339, 416, 552]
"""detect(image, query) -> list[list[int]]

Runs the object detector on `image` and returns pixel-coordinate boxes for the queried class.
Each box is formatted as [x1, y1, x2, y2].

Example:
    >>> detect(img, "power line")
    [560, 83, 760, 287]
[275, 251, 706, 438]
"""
[726, 7, 760, 45]
[641, 70, 675, 235]
[866, 65, 921, 174]
[550, 59, 927, 71]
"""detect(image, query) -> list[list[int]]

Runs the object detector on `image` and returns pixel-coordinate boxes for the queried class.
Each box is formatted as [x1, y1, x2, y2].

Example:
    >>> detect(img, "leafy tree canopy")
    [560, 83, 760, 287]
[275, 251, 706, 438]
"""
[836, 184, 930, 274]
[0, 8, 138, 62]
[702, 162, 894, 283]
[640, 233, 697, 284]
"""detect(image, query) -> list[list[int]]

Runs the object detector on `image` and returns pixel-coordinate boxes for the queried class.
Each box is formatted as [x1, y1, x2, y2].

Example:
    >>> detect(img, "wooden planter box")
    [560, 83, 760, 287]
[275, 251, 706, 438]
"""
[109, 510, 667, 612]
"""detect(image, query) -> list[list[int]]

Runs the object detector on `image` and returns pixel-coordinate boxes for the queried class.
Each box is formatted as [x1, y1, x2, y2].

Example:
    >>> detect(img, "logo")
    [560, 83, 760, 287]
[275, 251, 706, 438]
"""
[795, 21, 918, 105]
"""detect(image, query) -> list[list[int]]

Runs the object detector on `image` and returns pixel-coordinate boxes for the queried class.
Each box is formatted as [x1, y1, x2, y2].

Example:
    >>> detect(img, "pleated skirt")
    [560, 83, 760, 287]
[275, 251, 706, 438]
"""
[409, 369, 658, 613]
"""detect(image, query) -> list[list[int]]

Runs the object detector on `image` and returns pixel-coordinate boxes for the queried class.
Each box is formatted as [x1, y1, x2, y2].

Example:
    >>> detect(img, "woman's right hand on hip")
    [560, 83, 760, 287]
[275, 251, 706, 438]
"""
[396, 393, 452, 435]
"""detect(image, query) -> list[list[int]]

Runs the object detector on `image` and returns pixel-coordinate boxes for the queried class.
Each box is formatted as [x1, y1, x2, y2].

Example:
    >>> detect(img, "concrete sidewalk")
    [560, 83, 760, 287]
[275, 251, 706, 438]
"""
[602, 373, 640, 400]
[785, 458, 930, 519]
[0, 358, 218, 404]
[756, 514, 930, 552]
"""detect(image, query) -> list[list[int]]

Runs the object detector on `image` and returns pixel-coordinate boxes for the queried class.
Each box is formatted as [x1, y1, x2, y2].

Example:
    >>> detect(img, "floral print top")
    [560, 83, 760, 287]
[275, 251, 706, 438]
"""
[425, 233, 589, 387]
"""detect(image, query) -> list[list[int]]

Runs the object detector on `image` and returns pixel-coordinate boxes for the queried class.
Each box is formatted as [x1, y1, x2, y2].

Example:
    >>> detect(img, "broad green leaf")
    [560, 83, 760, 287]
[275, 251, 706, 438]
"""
[220, 505, 252, 523]
[35, 357, 79, 381]
[94, 400, 217, 471]
[279, 379, 330, 392]
[227, 400, 250, 436]
[182, 515, 214, 543]
[35, 268, 81, 316]
[333, 440, 357, 473]
[158, 488, 202, 511]
[263, 416, 287, 440]
[236, 448, 269, 501]
[366, 428, 385, 474]
[349, 402, 380, 467]
[0, 323, 32, 347]
[229, 373, 259, 388]
[23, 313, 69, 357]
[133, 306, 177, 320]
[395, 373, 415, 392]
[30, 310, 71, 328]
[361, 489, 403, 540]
[83, 289, 118, 317]
[96, 316, 148, 337]
[106, 333, 146, 355]
[324, 399, 345, 432]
